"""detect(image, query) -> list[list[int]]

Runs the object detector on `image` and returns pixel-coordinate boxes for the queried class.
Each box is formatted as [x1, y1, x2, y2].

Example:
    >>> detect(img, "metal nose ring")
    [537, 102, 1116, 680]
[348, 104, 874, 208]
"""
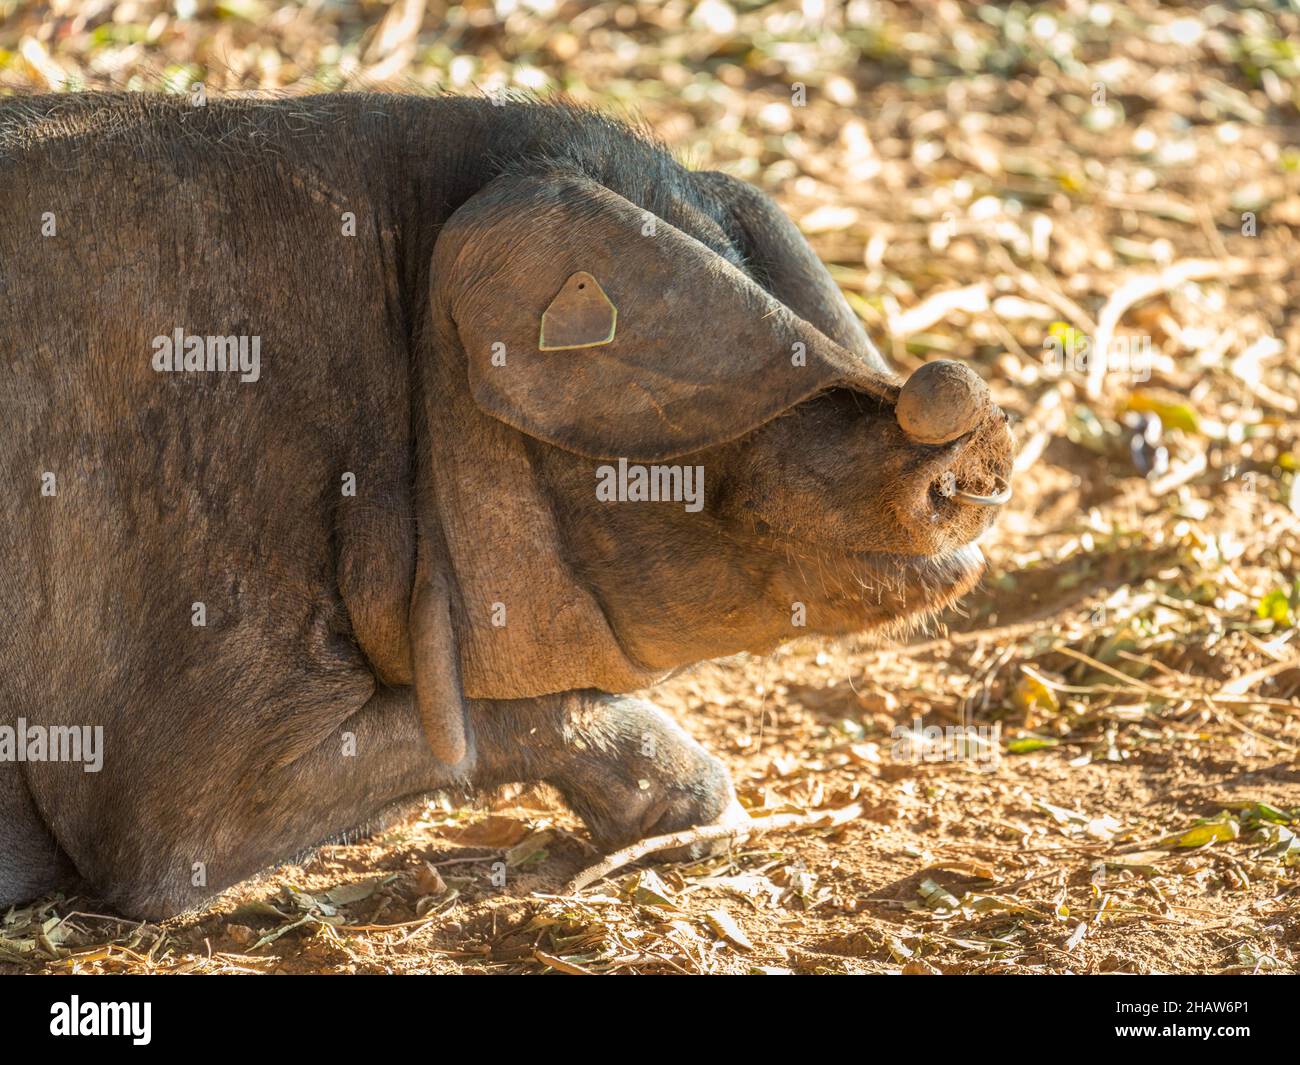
[950, 476, 1012, 507]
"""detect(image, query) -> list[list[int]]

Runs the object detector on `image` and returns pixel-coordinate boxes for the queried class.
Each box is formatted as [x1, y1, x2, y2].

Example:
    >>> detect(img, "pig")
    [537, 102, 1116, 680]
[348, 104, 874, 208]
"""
[0, 93, 1013, 919]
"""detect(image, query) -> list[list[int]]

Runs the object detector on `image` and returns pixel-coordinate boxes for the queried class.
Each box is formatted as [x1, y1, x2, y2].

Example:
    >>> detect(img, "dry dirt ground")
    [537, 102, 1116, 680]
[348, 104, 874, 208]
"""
[2, 1, 1299, 973]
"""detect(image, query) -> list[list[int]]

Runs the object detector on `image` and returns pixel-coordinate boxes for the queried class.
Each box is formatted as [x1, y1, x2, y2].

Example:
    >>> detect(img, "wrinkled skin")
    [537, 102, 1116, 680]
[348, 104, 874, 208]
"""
[0, 94, 1013, 918]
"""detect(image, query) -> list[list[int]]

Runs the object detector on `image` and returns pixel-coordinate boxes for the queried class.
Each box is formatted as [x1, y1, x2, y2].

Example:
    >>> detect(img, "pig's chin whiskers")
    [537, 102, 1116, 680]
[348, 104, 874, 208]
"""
[813, 546, 837, 602]
[782, 538, 811, 593]
[782, 538, 846, 606]
[756, 518, 985, 630]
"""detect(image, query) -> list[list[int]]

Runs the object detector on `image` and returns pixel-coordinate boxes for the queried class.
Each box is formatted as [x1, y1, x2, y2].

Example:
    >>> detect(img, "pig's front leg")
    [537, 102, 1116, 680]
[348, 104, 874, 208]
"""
[103, 688, 736, 918]
[473, 691, 742, 856]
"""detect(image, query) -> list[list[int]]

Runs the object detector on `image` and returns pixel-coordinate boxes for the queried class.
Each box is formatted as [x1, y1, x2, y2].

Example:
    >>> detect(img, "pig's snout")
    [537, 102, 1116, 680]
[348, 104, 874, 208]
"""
[896, 359, 991, 445]
[896, 359, 1012, 508]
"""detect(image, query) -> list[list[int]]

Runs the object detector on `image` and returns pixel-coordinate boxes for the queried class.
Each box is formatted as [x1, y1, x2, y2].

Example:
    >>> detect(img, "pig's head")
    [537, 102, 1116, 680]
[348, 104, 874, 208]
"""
[711, 359, 1013, 632]
[419, 170, 1013, 741]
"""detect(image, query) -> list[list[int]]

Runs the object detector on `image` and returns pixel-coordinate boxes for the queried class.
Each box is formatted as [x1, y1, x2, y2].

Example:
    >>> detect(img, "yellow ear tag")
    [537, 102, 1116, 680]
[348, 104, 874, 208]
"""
[538, 272, 617, 351]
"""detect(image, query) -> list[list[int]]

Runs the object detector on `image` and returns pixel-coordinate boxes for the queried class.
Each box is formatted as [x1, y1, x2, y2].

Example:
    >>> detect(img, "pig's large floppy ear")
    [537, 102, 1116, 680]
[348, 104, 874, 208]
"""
[433, 172, 899, 461]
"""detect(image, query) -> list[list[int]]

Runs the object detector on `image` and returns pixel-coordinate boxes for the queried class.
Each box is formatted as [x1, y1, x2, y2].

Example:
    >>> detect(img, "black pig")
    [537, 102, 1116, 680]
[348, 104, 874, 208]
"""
[0, 94, 1013, 917]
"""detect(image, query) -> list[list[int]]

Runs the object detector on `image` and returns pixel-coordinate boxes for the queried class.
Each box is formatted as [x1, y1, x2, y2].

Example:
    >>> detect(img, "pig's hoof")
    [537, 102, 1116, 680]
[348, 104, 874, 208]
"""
[653, 798, 752, 863]
[590, 756, 738, 854]
[554, 720, 738, 856]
